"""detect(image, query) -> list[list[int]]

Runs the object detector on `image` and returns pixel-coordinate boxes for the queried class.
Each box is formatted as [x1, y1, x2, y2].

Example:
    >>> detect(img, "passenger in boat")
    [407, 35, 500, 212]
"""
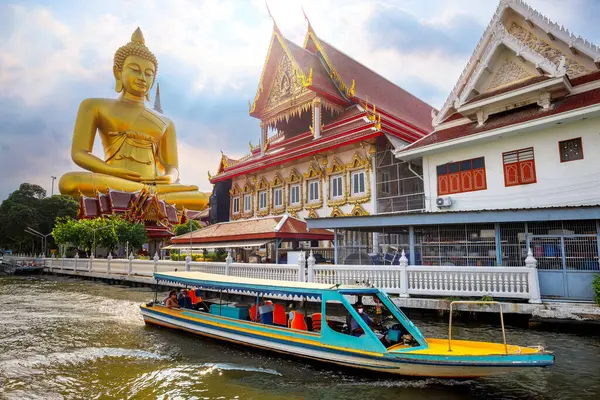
[350, 303, 373, 336]
[165, 291, 181, 309]
[178, 289, 192, 309]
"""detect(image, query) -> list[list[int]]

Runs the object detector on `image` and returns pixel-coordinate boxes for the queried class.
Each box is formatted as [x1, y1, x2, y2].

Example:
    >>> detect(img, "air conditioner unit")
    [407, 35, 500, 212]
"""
[436, 196, 453, 208]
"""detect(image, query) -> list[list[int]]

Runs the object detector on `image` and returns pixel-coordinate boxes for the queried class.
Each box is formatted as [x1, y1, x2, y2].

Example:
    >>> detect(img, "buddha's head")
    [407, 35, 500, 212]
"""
[113, 28, 158, 99]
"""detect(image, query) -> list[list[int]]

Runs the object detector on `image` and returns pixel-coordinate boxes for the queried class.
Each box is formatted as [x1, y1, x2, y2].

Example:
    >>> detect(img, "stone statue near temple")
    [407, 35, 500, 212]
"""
[59, 28, 209, 210]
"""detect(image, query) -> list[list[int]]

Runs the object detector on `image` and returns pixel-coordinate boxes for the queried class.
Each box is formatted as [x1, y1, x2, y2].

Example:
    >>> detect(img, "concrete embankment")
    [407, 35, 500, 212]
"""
[42, 268, 600, 327]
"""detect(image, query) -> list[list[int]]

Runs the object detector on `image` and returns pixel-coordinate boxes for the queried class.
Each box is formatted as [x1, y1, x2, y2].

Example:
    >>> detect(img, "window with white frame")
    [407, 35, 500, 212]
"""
[243, 194, 252, 212]
[232, 197, 240, 214]
[330, 175, 343, 199]
[351, 171, 366, 196]
[308, 179, 320, 202]
[273, 187, 283, 208]
[290, 184, 300, 205]
[381, 170, 390, 195]
[258, 191, 267, 210]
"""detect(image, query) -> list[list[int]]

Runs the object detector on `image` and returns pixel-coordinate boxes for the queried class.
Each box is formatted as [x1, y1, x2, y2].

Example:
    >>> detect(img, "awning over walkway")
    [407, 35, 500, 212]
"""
[163, 239, 271, 250]
[306, 205, 600, 230]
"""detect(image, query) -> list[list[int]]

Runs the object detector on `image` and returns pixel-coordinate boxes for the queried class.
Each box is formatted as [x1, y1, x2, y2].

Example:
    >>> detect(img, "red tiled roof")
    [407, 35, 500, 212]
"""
[98, 193, 111, 214]
[464, 76, 551, 105]
[318, 39, 435, 133]
[172, 216, 333, 244]
[570, 70, 600, 86]
[79, 196, 99, 218]
[109, 190, 135, 210]
[441, 112, 466, 124]
[166, 204, 179, 224]
[401, 88, 600, 152]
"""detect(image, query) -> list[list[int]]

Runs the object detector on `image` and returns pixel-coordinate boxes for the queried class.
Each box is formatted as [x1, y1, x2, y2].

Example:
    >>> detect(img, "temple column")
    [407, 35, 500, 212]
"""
[260, 121, 268, 155]
[312, 98, 321, 139]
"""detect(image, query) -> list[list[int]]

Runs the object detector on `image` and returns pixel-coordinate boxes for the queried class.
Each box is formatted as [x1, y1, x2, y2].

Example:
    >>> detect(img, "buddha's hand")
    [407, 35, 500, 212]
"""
[110, 167, 143, 181]
[140, 175, 172, 185]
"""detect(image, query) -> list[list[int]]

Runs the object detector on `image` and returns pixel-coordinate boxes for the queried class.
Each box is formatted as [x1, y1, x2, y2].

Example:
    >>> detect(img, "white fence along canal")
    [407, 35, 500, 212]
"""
[5, 250, 541, 303]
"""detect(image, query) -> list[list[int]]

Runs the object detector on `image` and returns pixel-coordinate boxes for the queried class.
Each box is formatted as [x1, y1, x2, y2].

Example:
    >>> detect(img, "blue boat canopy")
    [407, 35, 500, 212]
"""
[153, 271, 377, 299]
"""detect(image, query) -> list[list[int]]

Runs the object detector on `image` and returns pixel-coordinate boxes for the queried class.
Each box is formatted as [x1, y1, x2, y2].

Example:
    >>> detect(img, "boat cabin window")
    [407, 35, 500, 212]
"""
[325, 294, 418, 348]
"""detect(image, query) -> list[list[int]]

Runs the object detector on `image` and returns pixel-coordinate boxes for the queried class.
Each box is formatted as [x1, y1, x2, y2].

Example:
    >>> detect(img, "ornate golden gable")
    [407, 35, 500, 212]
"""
[270, 172, 285, 187]
[304, 161, 324, 179]
[256, 176, 269, 191]
[330, 207, 344, 218]
[347, 151, 370, 171]
[287, 168, 303, 184]
[229, 184, 241, 196]
[350, 204, 369, 216]
[326, 157, 346, 176]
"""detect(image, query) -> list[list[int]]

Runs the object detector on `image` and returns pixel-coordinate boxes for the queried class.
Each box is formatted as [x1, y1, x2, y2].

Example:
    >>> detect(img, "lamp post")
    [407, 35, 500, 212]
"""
[50, 176, 57, 197]
[25, 227, 52, 256]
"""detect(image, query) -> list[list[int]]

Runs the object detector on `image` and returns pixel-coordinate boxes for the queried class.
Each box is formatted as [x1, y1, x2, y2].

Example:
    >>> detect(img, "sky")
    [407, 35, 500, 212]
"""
[0, 0, 599, 201]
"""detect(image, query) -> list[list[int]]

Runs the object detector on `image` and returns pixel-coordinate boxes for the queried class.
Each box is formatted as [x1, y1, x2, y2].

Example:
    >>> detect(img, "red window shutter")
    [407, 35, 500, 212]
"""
[460, 171, 473, 192]
[473, 168, 487, 190]
[438, 175, 449, 195]
[449, 173, 461, 194]
[504, 163, 519, 186]
[519, 160, 536, 184]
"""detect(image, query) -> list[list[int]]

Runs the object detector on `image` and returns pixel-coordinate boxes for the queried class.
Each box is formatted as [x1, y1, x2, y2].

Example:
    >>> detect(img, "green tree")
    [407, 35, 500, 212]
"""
[173, 220, 201, 236]
[0, 183, 78, 253]
[113, 217, 147, 254]
[52, 216, 147, 256]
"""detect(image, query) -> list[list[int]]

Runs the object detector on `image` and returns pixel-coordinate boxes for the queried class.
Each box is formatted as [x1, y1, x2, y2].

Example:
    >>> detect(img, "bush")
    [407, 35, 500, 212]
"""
[593, 274, 600, 306]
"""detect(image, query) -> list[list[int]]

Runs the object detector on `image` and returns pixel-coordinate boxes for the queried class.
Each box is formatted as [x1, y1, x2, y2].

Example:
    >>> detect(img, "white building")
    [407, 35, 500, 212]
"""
[307, 0, 600, 301]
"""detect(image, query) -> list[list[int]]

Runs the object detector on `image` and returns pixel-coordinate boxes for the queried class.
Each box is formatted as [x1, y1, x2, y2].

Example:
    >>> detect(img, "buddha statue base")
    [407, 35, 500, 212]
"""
[59, 171, 210, 210]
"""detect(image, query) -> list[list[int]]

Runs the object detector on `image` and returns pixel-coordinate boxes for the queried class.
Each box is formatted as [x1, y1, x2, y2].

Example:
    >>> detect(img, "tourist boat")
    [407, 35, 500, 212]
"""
[140, 271, 554, 378]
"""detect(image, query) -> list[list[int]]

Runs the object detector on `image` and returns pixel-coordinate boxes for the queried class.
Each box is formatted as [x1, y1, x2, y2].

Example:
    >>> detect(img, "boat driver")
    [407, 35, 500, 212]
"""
[350, 302, 374, 336]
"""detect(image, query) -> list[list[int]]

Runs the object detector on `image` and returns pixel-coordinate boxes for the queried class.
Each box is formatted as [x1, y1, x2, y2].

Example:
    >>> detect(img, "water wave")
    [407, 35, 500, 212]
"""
[0, 347, 168, 378]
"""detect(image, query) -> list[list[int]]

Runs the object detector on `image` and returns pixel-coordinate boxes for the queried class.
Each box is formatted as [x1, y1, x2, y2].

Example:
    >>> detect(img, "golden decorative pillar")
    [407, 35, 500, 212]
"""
[260, 121, 268, 155]
[57, 28, 210, 210]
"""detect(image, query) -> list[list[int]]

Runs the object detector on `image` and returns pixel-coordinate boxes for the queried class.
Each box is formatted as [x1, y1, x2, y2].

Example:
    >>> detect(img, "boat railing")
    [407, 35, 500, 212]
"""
[448, 301, 507, 354]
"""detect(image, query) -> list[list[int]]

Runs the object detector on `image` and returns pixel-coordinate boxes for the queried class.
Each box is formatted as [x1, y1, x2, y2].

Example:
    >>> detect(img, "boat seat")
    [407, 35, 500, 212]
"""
[272, 304, 287, 326]
[311, 313, 324, 332]
[288, 311, 308, 331]
[249, 304, 261, 322]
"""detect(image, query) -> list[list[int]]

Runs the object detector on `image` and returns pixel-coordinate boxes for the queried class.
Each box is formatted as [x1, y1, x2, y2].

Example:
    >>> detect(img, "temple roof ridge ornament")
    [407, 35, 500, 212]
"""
[433, 0, 600, 126]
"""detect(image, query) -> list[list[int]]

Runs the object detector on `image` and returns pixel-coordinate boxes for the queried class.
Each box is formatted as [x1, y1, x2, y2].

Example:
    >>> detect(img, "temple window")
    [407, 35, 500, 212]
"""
[437, 157, 486, 195]
[290, 184, 300, 205]
[351, 171, 366, 196]
[503, 148, 536, 187]
[232, 197, 240, 214]
[330, 175, 343, 199]
[559, 138, 583, 162]
[308, 179, 320, 203]
[273, 187, 283, 208]
[258, 191, 268, 210]
[243, 194, 252, 212]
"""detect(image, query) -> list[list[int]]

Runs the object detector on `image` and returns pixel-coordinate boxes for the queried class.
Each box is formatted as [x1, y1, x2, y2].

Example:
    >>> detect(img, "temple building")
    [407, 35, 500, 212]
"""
[78, 188, 208, 255]
[307, 0, 600, 301]
[207, 15, 434, 229]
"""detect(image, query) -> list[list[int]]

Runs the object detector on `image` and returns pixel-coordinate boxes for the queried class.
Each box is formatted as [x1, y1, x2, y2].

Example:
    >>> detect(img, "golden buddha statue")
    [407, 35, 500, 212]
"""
[59, 28, 209, 210]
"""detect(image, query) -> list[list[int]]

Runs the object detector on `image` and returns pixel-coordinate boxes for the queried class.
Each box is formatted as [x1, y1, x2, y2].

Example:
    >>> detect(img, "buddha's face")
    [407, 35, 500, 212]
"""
[115, 55, 156, 98]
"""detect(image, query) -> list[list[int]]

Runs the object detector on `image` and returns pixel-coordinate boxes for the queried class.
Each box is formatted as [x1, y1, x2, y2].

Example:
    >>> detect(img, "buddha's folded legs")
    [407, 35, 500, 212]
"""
[59, 172, 209, 209]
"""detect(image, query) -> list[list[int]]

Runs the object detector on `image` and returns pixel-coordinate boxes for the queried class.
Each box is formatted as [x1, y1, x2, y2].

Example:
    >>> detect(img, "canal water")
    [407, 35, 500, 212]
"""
[0, 275, 599, 400]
